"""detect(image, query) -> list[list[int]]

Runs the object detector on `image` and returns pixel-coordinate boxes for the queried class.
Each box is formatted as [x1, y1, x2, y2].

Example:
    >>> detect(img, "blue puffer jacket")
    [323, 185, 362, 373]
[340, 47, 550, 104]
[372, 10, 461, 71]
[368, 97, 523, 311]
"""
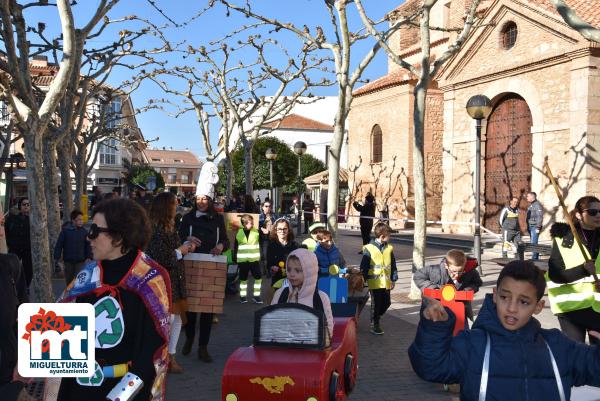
[314, 243, 345, 278]
[409, 294, 600, 401]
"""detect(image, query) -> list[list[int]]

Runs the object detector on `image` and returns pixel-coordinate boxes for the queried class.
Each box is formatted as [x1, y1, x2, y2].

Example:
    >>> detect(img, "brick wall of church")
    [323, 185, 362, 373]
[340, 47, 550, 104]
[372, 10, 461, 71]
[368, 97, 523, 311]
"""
[347, 85, 444, 229]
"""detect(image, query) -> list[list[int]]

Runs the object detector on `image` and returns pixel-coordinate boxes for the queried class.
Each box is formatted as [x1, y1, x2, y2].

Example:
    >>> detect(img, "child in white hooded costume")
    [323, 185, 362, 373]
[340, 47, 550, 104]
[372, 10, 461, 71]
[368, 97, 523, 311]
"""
[271, 248, 334, 339]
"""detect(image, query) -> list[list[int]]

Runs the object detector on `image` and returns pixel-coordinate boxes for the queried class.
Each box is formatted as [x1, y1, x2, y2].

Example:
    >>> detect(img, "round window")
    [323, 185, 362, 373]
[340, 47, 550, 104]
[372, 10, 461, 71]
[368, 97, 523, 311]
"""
[500, 21, 518, 50]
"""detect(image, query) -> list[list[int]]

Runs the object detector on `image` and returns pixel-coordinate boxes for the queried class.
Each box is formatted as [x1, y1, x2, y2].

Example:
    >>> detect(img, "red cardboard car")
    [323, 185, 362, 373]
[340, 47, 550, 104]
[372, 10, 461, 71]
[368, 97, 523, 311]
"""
[222, 303, 358, 401]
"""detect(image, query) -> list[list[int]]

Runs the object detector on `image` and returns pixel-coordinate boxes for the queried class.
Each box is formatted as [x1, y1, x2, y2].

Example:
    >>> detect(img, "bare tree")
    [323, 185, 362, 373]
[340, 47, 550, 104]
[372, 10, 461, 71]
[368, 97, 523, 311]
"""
[51, 15, 171, 223]
[0, 0, 135, 301]
[217, 0, 413, 235]
[149, 33, 325, 197]
[550, 0, 600, 43]
[355, 0, 482, 270]
[0, 0, 79, 301]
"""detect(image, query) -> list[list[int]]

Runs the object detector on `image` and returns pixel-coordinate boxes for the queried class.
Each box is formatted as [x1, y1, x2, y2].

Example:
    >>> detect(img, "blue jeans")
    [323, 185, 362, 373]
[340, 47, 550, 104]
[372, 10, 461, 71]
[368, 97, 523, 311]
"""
[529, 227, 540, 260]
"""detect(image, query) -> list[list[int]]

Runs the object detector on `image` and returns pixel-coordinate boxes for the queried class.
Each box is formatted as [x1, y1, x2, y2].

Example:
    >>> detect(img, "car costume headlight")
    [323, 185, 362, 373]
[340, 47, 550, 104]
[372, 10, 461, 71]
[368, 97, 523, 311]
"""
[225, 394, 238, 401]
[307, 397, 318, 401]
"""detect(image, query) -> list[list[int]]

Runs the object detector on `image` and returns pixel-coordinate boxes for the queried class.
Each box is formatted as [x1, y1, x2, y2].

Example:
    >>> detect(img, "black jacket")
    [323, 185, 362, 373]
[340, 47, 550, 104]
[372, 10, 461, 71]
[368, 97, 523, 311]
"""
[4, 213, 30, 256]
[267, 240, 299, 286]
[178, 209, 229, 254]
[548, 222, 600, 284]
[353, 200, 376, 227]
[0, 254, 27, 398]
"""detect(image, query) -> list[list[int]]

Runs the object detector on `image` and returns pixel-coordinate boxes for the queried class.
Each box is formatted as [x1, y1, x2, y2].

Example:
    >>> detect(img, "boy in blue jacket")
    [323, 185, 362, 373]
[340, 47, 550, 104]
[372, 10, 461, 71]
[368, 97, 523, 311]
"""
[409, 260, 600, 401]
[314, 230, 346, 278]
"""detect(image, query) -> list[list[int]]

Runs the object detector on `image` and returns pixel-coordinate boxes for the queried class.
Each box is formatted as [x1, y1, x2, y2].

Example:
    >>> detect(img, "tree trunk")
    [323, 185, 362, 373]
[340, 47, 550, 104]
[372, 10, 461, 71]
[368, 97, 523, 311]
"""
[411, 81, 428, 271]
[23, 133, 54, 302]
[327, 110, 347, 237]
[73, 143, 87, 209]
[43, 138, 62, 259]
[244, 145, 254, 195]
[57, 139, 73, 222]
[226, 156, 234, 202]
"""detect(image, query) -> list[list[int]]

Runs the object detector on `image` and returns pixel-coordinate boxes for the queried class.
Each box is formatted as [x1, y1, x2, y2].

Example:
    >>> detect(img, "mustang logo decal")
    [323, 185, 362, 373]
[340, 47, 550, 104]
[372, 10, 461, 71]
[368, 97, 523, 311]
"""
[249, 376, 295, 394]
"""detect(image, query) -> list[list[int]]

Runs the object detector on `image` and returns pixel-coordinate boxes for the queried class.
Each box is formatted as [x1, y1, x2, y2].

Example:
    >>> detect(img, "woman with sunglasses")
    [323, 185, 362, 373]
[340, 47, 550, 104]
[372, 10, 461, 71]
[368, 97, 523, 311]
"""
[146, 192, 196, 374]
[266, 218, 298, 303]
[58, 198, 171, 401]
[549, 195, 600, 344]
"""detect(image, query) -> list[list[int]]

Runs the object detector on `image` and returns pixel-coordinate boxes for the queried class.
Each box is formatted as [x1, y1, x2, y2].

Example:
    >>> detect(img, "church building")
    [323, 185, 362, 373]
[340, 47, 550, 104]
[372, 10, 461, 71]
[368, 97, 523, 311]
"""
[348, 0, 600, 235]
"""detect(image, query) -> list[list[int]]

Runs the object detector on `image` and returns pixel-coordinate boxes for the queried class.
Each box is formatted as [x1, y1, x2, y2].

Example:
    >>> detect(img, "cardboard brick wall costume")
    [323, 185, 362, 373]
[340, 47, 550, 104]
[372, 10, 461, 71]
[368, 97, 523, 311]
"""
[184, 253, 228, 314]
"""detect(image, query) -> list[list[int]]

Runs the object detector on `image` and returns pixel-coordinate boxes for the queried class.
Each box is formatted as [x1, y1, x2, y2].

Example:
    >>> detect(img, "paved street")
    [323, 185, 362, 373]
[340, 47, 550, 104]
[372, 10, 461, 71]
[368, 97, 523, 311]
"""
[166, 230, 460, 401]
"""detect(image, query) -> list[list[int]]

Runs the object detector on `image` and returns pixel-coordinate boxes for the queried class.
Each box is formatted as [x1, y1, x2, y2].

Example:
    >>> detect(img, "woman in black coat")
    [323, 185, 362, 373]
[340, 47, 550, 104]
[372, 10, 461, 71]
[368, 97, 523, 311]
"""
[178, 194, 229, 363]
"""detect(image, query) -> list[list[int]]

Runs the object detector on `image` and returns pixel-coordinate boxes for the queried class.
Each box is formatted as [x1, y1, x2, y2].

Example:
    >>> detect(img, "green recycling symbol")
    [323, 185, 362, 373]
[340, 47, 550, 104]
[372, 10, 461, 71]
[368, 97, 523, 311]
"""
[77, 361, 104, 386]
[94, 296, 125, 349]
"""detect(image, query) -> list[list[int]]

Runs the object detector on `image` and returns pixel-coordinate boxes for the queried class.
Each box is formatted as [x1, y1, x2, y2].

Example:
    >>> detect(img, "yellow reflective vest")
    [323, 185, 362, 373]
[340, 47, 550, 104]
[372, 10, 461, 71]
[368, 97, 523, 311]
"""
[547, 235, 600, 314]
[363, 243, 393, 290]
[236, 229, 260, 263]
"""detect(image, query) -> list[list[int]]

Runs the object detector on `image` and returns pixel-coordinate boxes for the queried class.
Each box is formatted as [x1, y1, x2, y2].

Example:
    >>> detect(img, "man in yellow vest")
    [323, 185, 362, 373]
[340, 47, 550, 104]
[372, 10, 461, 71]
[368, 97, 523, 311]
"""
[234, 214, 263, 304]
[360, 222, 398, 335]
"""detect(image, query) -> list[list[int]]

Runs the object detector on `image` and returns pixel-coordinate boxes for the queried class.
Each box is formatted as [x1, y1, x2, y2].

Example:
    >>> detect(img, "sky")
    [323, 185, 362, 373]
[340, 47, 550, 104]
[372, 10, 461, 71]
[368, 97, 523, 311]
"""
[29, 0, 405, 159]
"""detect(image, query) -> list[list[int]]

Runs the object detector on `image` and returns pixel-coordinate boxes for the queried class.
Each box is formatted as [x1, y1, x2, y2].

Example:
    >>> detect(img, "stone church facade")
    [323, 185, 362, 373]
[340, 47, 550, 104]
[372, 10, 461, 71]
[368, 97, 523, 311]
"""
[348, 0, 600, 236]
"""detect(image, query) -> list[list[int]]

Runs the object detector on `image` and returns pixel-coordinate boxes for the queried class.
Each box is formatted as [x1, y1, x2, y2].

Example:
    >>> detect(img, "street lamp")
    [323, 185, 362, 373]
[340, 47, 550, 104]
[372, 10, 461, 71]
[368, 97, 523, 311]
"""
[265, 148, 278, 204]
[466, 95, 492, 274]
[293, 141, 307, 236]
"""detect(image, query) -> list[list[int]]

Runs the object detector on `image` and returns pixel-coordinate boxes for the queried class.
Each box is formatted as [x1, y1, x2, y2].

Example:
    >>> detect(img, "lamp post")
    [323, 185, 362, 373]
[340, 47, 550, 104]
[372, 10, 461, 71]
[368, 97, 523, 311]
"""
[466, 95, 492, 274]
[293, 141, 307, 236]
[265, 148, 278, 204]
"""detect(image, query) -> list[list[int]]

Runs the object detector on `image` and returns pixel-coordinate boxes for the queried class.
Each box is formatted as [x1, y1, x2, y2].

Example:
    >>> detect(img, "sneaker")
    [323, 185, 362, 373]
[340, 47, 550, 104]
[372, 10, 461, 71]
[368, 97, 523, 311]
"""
[370, 325, 384, 335]
[253, 296, 263, 304]
[240, 296, 248, 304]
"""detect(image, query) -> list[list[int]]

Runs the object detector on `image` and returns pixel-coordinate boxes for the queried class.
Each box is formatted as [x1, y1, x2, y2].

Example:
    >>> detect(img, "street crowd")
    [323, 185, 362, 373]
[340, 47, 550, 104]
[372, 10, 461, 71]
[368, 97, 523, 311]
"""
[2, 168, 600, 401]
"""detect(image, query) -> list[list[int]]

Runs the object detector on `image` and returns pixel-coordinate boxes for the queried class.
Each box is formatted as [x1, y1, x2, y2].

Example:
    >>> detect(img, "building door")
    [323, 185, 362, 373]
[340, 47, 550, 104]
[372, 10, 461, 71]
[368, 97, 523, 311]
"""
[484, 94, 532, 233]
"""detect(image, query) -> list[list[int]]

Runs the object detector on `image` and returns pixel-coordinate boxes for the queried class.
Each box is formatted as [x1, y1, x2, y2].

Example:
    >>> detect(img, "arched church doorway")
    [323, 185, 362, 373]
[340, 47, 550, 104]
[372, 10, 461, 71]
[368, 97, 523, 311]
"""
[483, 93, 533, 233]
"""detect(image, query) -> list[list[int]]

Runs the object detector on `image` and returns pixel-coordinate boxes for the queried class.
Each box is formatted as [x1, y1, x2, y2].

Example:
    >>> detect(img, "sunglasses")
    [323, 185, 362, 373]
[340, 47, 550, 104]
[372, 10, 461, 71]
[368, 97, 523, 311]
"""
[87, 223, 112, 239]
[22, 203, 30, 206]
[585, 209, 600, 217]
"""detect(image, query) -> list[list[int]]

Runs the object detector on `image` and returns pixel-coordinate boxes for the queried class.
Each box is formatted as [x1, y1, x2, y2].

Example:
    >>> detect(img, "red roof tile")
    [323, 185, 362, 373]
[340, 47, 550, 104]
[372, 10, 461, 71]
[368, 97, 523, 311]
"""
[263, 113, 333, 131]
[391, 0, 600, 28]
[144, 149, 203, 167]
[353, 69, 413, 97]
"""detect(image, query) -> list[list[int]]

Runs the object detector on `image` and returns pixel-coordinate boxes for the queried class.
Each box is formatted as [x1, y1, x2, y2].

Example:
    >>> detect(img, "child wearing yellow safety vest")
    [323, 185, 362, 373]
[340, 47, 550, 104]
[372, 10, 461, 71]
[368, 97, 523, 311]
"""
[360, 222, 397, 335]
[234, 214, 263, 304]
